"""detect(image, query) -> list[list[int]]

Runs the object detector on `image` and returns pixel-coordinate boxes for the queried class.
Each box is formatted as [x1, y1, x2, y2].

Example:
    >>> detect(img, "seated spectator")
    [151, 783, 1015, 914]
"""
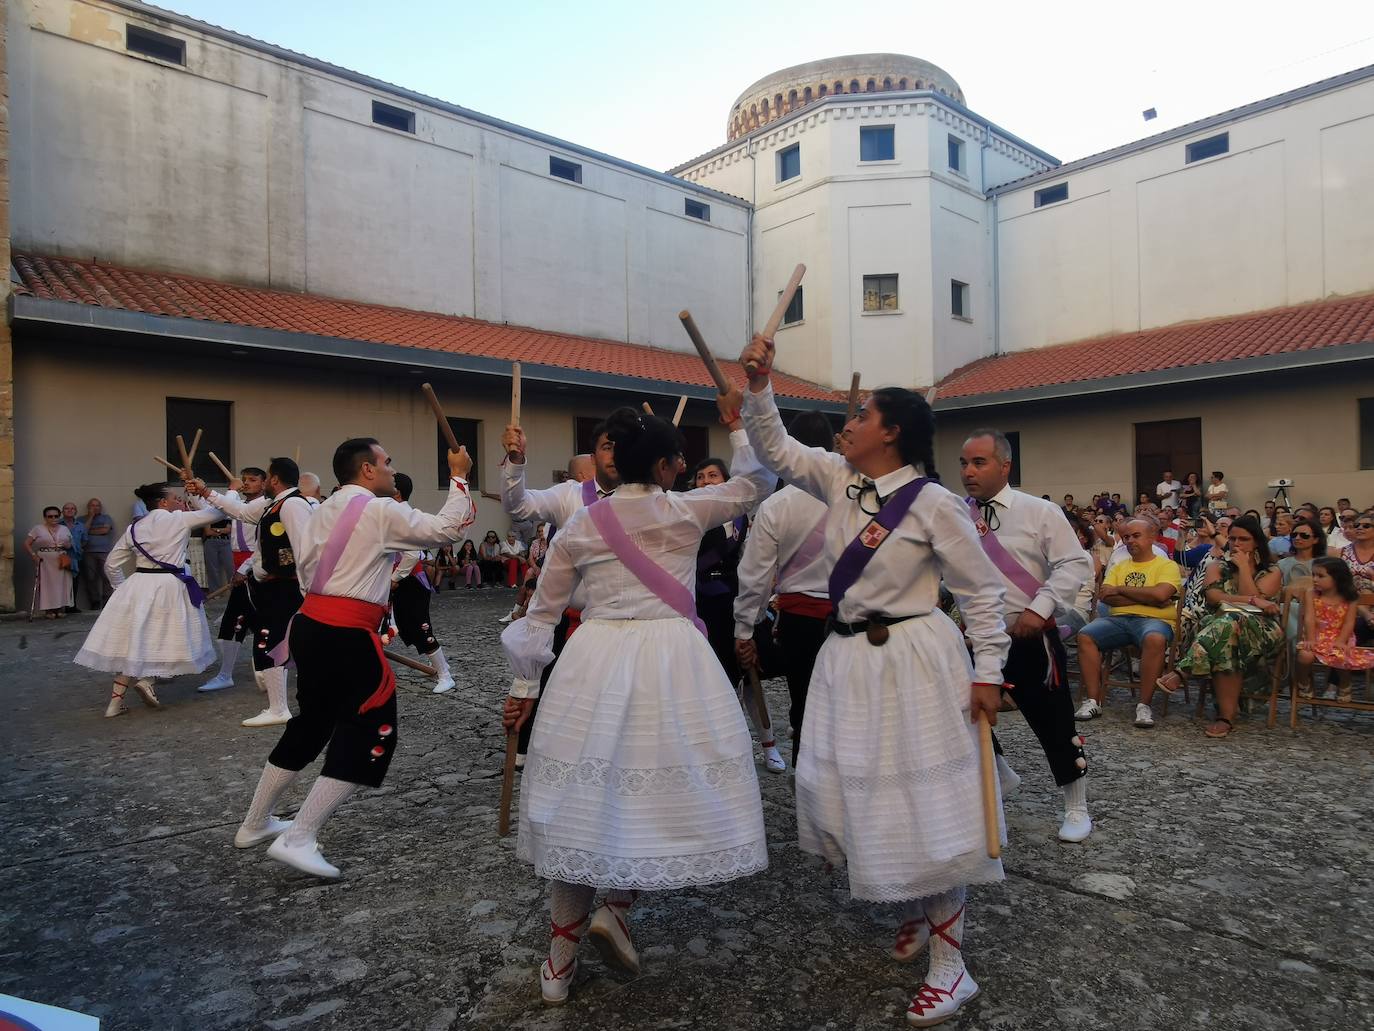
[1243, 508, 1263, 525]
[1318, 506, 1343, 547]
[1340, 511, 1374, 646]
[1094, 492, 1115, 515]
[1268, 511, 1295, 557]
[1160, 515, 1283, 738]
[1205, 471, 1229, 514]
[1179, 473, 1202, 518]
[1263, 500, 1277, 526]
[1063, 514, 1100, 633]
[80, 497, 116, 610]
[527, 522, 550, 573]
[477, 530, 503, 587]
[1336, 498, 1353, 517]
[1090, 513, 1115, 571]
[1330, 509, 1355, 550]
[499, 530, 526, 587]
[1105, 518, 1169, 572]
[1110, 492, 1125, 513]
[453, 539, 481, 588]
[1295, 557, 1374, 700]
[1074, 518, 1181, 727]
[1280, 516, 1326, 585]
[1134, 492, 1158, 518]
[1062, 494, 1076, 519]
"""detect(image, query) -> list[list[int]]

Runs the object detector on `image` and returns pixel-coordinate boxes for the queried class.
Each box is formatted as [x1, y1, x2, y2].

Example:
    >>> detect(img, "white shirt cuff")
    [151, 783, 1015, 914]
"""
[1028, 594, 1058, 621]
[509, 677, 541, 700]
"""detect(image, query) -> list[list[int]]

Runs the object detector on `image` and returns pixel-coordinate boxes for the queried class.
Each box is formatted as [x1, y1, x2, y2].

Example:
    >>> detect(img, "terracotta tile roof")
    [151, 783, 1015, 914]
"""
[937, 292, 1374, 401]
[12, 253, 842, 404]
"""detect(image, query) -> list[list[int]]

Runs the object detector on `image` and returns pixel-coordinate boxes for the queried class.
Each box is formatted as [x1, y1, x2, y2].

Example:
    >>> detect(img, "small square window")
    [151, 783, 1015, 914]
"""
[371, 100, 415, 134]
[549, 156, 583, 183]
[951, 280, 970, 319]
[947, 134, 964, 173]
[778, 144, 800, 183]
[780, 285, 803, 325]
[437, 417, 481, 489]
[1034, 183, 1069, 207]
[862, 275, 899, 312]
[1185, 133, 1229, 163]
[166, 397, 231, 483]
[860, 125, 895, 162]
[126, 24, 185, 65]
[685, 199, 710, 221]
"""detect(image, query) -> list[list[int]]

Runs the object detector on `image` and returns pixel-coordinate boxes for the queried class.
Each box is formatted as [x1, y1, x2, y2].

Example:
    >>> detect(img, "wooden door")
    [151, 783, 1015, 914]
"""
[1134, 418, 1201, 506]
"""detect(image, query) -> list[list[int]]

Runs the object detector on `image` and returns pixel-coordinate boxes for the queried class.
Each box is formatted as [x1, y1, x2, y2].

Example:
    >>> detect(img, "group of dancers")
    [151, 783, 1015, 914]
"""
[69, 331, 1098, 1026]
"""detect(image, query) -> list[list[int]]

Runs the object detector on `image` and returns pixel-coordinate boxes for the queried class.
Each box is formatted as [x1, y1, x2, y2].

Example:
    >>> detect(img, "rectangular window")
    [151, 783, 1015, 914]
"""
[126, 24, 185, 65]
[1185, 132, 1229, 163]
[777, 144, 800, 183]
[436, 417, 481, 490]
[1361, 398, 1374, 470]
[574, 416, 601, 457]
[684, 198, 710, 221]
[549, 156, 583, 183]
[862, 275, 899, 312]
[371, 100, 415, 134]
[166, 397, 231, 483]
[1034, 182, 1069, 207]
[859, 125, 895, 161]
[947, 134, 964, 172]
[1005, 431, 1022, 487]
[780, 285, 804, 325]
[951, 279, 970, 319]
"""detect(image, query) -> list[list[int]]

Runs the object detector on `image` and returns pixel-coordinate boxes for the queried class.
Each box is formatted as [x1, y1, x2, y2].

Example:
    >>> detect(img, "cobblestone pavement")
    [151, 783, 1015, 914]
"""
[1, 589, 1372, 1031]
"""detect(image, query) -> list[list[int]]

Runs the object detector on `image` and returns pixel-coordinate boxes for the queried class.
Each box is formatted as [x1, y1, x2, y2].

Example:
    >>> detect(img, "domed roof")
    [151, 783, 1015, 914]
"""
[726, 54, 964, 141]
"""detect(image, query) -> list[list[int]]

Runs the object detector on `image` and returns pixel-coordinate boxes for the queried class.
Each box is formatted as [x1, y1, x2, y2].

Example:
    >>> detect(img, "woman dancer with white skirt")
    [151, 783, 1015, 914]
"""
[75, 482, 224, 717]
[738, 333, 1010, 1028]
[501, 394, 773, 1006]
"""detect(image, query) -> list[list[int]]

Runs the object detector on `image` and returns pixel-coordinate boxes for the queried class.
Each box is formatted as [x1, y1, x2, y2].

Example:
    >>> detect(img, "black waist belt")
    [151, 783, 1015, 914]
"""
[827, 613, 919, 637]
[258, 574, 299, 584]
[135, 567, 177, 574]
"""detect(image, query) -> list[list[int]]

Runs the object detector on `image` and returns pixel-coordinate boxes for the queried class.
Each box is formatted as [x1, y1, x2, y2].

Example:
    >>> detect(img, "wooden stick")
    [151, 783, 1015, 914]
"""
[204, 582, 234, 603]
[672, 395, 688, 427]
[421, 383, 462, 452]
[754, 263, 807, 372]
[510, 362, 522, 428]
[208, 452, 235, 482]
[154, 455, 185, 477]
[846, 372, 862, 422]
[925, 386, 940, 405]
[746, 666, 773, 737]
[977, 712, 1001, 860]
[498, 729, 518, 837]
[294, 444, 301, 465]
[175, 434, 191, 469]
[187, 428, 203, 465]
[678, 311, 731, 394]
[641, 401, 655, 416]
[383, 648, 437, 677]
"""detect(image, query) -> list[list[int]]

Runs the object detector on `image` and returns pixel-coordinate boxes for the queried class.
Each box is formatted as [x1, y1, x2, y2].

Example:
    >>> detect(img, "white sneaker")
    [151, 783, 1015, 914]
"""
[762, 744, 787, 774]
[1074, 698, 1101, 720]
[242, 708, 291, 728]
[133, 678, 161, 708]
[198, 672, 235, 693]
[104, 694, 128, 718]
[1134, 703, 1155, 728]
[907, 969, 979, 1026]
[497, 614, 514, 624]
[1058, 809, 1093, 843]
[587, 901, 640, 975]
[233, 816, 293, 848]
[540, 957, 577, 1006]
[432, 674, 456, 694]
[995, 754, 1021, 796]
[266, 835, 340, 878]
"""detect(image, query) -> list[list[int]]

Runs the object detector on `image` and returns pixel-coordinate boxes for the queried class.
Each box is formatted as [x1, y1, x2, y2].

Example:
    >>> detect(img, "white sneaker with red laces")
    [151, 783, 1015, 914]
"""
[906, 969, 979, 1027]
[891, 915, 929, 962]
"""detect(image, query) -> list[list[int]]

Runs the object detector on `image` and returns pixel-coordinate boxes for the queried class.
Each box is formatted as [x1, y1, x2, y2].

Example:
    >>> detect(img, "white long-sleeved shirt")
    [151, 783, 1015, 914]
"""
[291, 480, 475, 605]
[503, 429, 771, 696]
[502, 461, 614, 528]
[741, 382, 1010, 684]
[968, 484, 1093, 626]
[205, 488, 314, 582]
[500, 538, 525, 559]
[732, 484, 830, 639]
[105, 502, 225, 589]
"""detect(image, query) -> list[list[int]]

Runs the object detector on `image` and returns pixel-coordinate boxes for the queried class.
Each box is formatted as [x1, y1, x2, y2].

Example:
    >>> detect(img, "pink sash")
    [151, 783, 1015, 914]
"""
[581, 478, 600, 507]
[778, 511, 827, 584]
[964, 496, 1045, 601]
[585, 497, 707, 636]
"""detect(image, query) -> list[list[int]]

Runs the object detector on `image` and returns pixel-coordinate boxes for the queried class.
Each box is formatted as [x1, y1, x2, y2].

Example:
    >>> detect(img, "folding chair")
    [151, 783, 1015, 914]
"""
[1265, 578, 1309, 728]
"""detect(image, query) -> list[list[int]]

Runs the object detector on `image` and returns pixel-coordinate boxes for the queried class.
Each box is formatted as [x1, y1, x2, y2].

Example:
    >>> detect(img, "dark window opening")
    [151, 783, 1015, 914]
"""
[372, 100, 415, 133]
[1005, 431, 1022, 487]
[1361, 399, 1374, 470]
[860, 125, 895, 161]
[166, 397, 230, 483]
[951, 280, 970, 318]
[947, 134, 964, 172]
[1034, 182, 1069, 207]
[685, 199, 710, 221]
[780, 285, 804, 325]
[778, 144, 800, 182]
[126, 24, 185, 65]
[549, 156, 583, 183]
[863, 275, 898, 312]
[1186, 132, 1229, 163]
[436, 417, 481, 490]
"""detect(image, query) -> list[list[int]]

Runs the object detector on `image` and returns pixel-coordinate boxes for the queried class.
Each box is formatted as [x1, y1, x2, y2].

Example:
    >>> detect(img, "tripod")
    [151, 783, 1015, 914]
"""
[1271, 485, 1291, 507]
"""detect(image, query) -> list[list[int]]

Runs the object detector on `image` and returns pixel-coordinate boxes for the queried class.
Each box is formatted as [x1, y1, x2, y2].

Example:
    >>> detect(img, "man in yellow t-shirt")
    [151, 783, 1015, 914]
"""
[1075, 519, 1182, 727]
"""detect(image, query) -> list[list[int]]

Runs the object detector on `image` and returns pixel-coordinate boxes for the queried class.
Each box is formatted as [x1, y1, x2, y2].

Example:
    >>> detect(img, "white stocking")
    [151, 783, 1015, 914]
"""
[263, 666, 291, 717]
[217, 638, 241, 675]
[241, 762, 299, 832]
[548, 880, 594, 978]
[430, 647, 451, 677]
[280, 776, 356, 848]
[922, 887, 968, 990]
[1062, 776, 1088, 816]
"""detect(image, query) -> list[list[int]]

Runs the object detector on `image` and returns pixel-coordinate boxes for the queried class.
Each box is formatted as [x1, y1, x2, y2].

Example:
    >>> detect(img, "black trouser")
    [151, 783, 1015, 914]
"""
[698, 592, 741, 686]
[776, 609, 827, 765]
[250, 578, 303, 672]
[217, 581, 255, 642]
[268, 615, 398, 788]
[996, 628, 1086, 786]
[392, 576, 439, 655]
[479, 558, 502, 586]
[518, 610, 572, 755]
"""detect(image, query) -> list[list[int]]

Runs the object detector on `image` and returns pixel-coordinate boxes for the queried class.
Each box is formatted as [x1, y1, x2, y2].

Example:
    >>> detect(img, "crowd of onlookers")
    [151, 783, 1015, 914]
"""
[23, 499, 116, 617]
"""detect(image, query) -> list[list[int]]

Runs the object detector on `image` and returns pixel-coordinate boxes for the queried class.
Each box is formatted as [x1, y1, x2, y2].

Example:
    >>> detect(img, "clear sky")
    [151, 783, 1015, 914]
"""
[166, 0, 1374, 171]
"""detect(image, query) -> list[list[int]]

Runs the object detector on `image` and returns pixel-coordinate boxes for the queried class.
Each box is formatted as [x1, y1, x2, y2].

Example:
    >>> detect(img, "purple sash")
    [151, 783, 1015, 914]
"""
[827, 477, 930, 607]
[963, 496, 1045, 602]
[581, 478, 600, 507]
[586, 497, 707, 636]
[779, 511, 828, 583]
[129, 518, 206, 608]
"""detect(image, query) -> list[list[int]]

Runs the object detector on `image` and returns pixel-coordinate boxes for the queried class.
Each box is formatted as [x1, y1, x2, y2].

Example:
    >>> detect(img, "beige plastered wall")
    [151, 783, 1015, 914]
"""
[933, 367, 1374, 511]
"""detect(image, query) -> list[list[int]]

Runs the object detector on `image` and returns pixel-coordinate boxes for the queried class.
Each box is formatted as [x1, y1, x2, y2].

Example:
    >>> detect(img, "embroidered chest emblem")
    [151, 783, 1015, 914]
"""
[975, 519, 990, 537]
[859, 520, 890, 549]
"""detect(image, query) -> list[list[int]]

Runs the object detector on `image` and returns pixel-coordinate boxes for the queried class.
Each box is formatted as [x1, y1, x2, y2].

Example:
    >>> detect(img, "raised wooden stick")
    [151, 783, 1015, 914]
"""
[672, 395, 688, 426]
[187, 428, 203, 466]
[498, 730, 518, 837]
[641, 401, 655, 416]
[846, 372, 862, 422]
[421, 383, 462, 452]
[294, 444, 301, 465]
[511, 362, 522, 427]
[208, 452, 235, 482]
[977, 712, 1001, 860]
[925, 386, 940, 405]
[678, 311, 731, 394]
[154, 455, 185, 477]
[383, 648, 437, 677]
[175, 434, 191, 470]
[754, 263, 806, 372]
[204, 582, 234, 603]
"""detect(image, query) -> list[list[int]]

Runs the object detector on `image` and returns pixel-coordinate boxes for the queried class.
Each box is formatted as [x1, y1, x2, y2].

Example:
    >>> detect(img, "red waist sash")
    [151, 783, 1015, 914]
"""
[299, 594, 395, 714]
[563, 607, 583, 638]
[777, 592, 834, 620]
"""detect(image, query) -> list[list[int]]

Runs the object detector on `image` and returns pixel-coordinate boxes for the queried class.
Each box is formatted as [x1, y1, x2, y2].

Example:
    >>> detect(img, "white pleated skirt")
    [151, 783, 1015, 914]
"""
[518, 616, 768, 891]
[796, 610, 1005, 902]
[74, 573, 216, 678]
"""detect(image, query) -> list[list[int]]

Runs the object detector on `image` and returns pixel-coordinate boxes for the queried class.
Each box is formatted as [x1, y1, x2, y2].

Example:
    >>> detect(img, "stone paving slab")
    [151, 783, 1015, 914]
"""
[1, 589, 1372, 1030]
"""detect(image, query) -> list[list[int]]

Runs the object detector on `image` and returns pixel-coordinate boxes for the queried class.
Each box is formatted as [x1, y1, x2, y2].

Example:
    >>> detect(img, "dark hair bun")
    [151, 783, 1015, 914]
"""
[605, 408, 685, 484]
[135, 482, 169, 507]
